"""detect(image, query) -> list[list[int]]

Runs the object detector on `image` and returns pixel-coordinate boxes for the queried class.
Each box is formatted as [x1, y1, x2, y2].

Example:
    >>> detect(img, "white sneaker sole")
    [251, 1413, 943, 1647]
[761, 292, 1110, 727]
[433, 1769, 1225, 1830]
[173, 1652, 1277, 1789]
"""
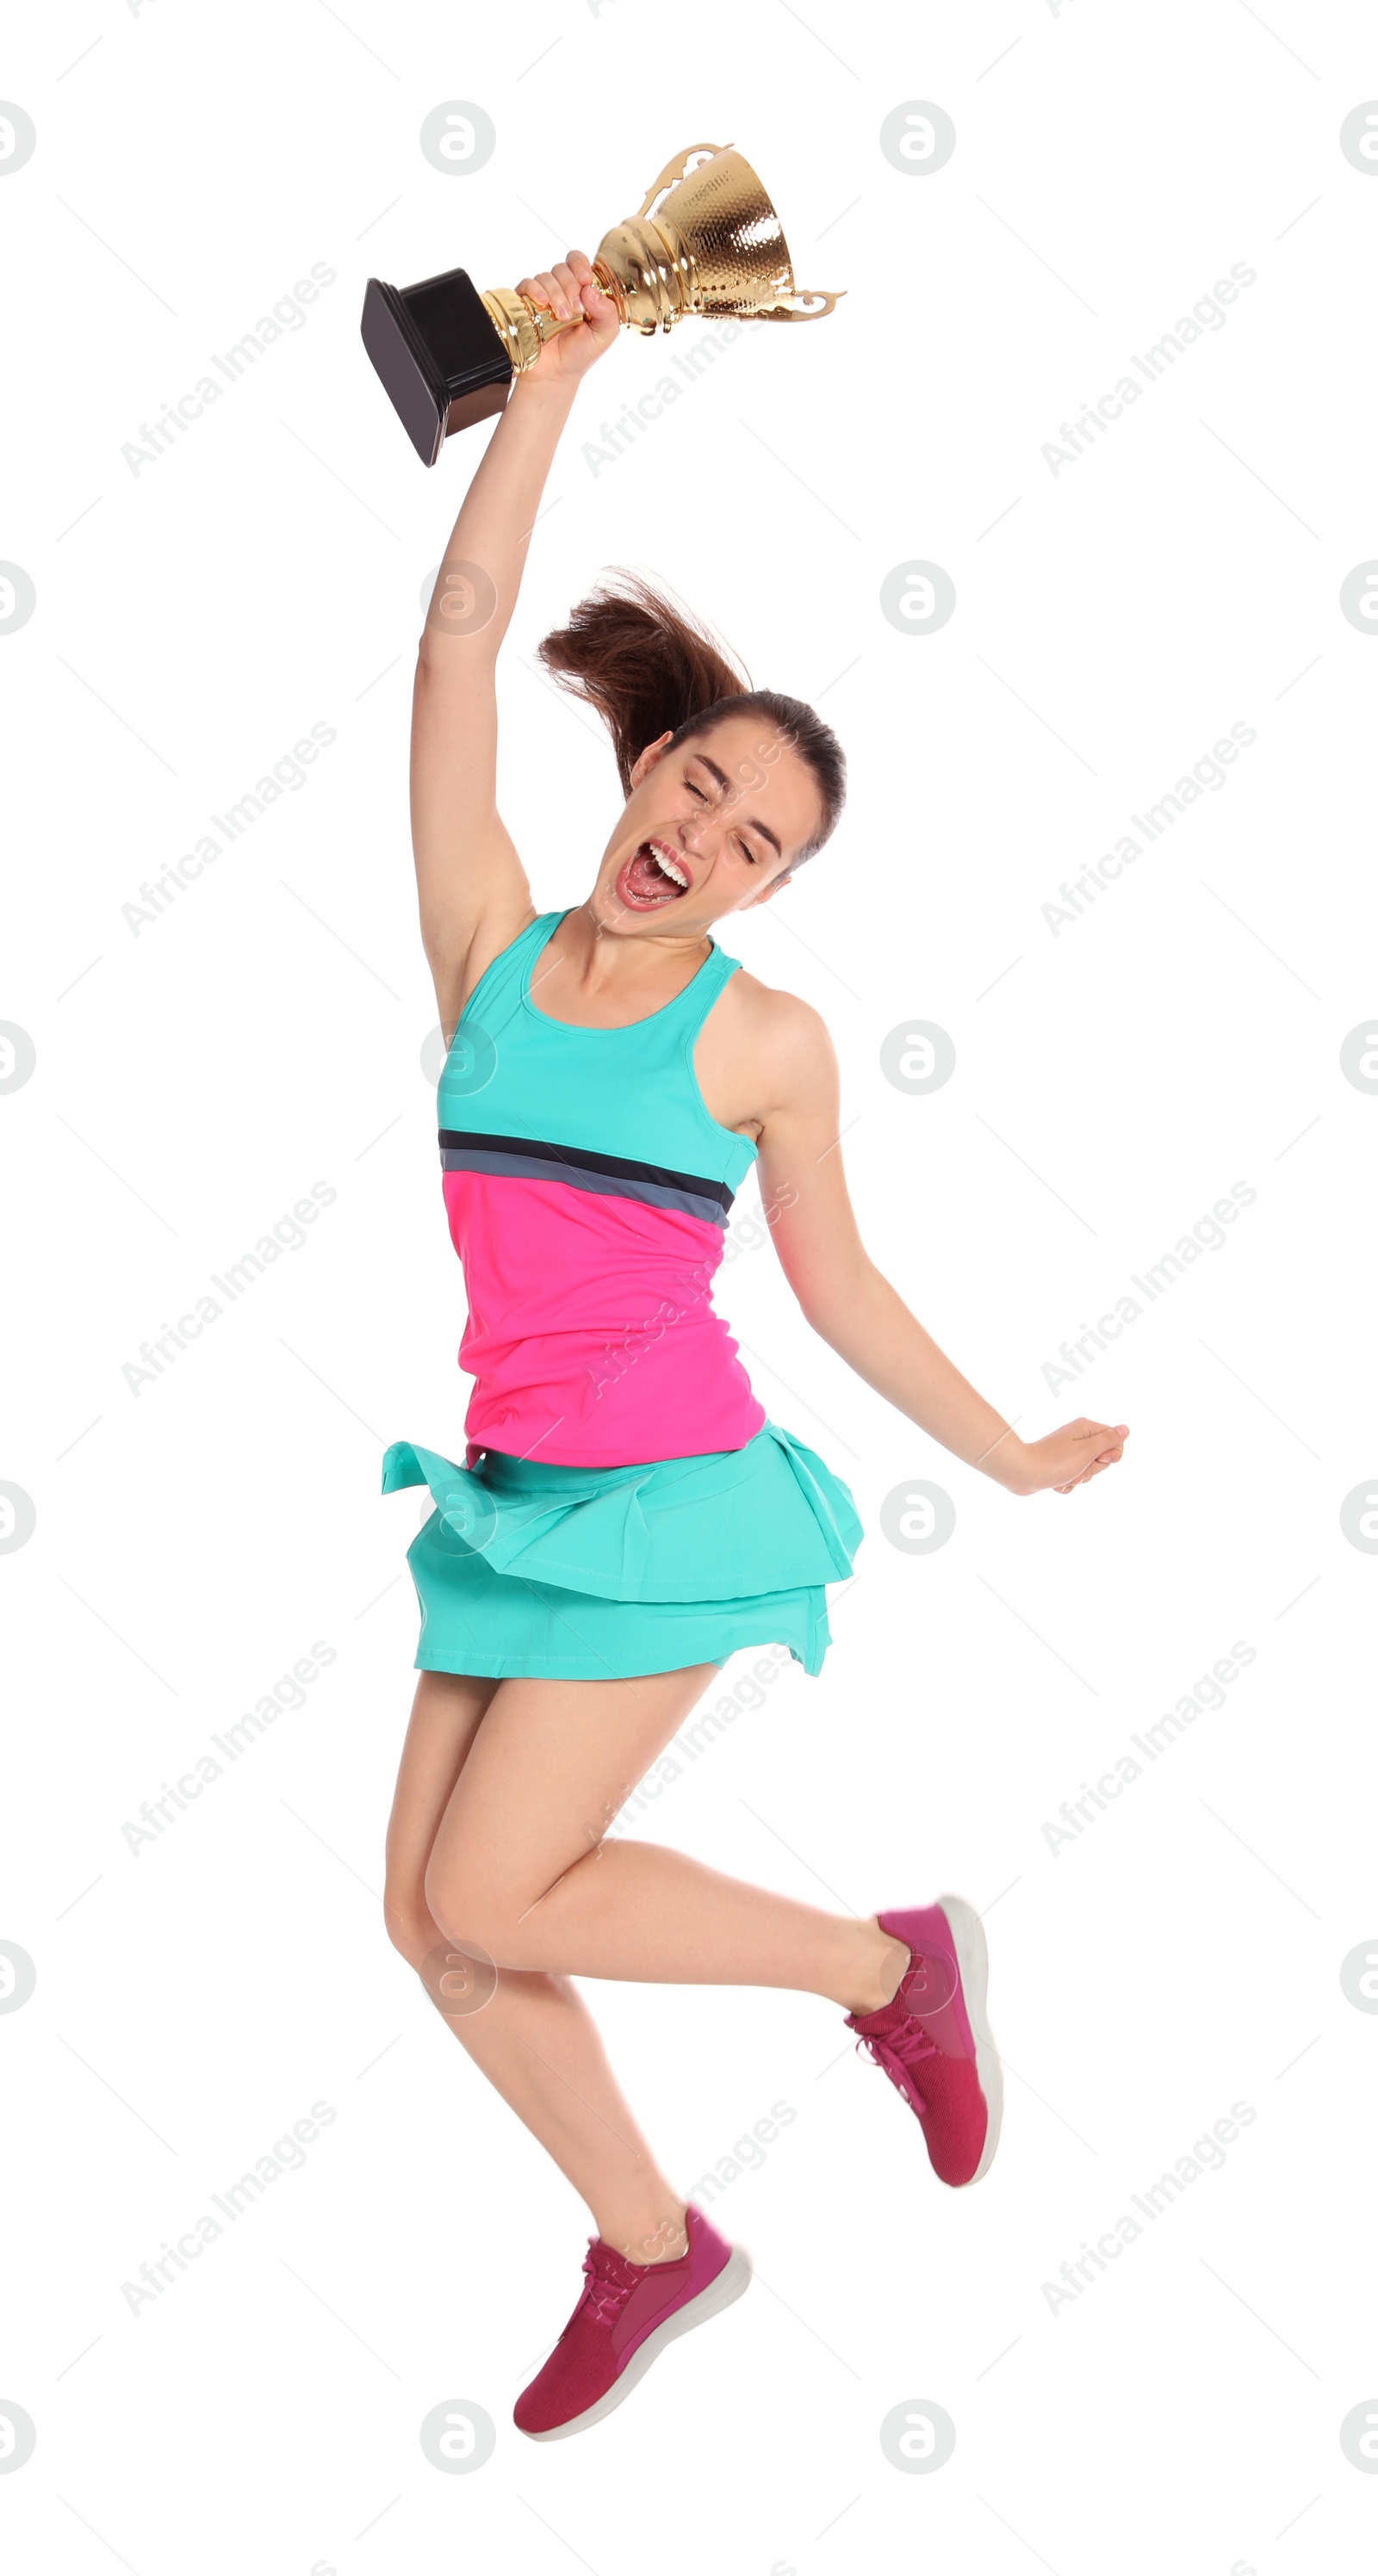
[519, 2244, 754, 2441]
[936, 1891, 1004, 2184]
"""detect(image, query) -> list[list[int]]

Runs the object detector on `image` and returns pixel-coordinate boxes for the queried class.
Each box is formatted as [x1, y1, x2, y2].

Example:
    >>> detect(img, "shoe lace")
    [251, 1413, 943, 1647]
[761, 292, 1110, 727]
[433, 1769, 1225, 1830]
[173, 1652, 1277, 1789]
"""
[577, 2245, 635, 2326]
[853, 1978, 940, 2099]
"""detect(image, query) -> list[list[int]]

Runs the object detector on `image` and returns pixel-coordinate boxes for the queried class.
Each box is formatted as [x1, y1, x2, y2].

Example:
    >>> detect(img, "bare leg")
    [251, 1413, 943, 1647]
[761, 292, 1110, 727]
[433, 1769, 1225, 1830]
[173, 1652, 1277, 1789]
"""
[388, 1666, 907, 2263]
[425, 1669, 909, 2003]
[385, 1671, 712, 2262]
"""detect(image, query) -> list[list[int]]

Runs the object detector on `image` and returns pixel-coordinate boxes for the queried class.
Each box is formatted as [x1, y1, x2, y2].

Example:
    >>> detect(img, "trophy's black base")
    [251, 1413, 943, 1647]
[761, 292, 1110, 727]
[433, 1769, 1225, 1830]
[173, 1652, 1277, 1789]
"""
[361, 269, 513, 467]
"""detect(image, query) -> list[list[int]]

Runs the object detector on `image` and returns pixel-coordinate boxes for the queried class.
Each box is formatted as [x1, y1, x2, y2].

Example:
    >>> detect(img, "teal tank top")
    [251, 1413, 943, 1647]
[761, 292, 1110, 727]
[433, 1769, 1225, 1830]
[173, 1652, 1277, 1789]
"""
[435, 910, 767, 1467]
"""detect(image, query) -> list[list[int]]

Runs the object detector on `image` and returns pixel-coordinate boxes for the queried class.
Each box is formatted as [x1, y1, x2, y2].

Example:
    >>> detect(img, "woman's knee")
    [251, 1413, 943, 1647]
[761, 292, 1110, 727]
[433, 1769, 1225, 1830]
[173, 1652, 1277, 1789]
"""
[383, 1883, 436, 1968]
[423, 1848, 537, 1965]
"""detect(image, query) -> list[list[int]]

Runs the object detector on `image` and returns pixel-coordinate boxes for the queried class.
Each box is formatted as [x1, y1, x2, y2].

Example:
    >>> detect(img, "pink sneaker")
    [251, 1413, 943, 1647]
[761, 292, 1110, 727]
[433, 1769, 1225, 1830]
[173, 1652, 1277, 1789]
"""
[513, 2202, 752, 2440]
[845, 1894, 1002, 2186]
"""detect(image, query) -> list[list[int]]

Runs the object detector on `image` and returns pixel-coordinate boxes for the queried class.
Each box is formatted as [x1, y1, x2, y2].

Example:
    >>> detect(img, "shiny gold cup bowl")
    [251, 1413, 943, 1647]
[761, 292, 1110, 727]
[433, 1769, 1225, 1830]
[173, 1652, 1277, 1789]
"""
[362, 142, 843, 465]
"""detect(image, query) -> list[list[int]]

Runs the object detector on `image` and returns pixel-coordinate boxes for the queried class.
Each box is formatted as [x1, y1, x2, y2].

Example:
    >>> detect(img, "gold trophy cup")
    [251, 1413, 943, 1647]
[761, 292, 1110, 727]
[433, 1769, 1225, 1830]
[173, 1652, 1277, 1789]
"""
[361, 142, 843, 464]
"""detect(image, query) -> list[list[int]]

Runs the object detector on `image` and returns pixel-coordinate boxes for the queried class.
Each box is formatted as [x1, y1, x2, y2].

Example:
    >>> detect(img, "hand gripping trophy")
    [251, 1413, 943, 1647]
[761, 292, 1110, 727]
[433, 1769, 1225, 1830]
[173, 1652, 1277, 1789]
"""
[361, 142, 843, 464]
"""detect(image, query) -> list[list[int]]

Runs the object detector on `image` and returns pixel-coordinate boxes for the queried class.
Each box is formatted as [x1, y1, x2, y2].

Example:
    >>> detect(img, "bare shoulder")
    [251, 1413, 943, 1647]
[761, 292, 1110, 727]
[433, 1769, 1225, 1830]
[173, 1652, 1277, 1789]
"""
[729, 967, 835, 1074]
[697, 962, 837, 1137]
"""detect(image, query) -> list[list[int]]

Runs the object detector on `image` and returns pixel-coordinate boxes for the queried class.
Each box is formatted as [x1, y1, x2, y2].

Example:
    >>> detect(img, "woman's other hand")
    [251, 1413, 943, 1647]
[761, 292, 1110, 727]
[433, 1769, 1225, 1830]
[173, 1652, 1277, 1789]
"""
[998, 1418, 1131, 1496]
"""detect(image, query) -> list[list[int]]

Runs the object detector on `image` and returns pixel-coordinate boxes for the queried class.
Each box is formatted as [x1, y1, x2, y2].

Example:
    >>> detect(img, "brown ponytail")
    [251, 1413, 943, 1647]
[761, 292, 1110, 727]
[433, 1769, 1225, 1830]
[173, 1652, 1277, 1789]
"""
[536, 569, 845, 863]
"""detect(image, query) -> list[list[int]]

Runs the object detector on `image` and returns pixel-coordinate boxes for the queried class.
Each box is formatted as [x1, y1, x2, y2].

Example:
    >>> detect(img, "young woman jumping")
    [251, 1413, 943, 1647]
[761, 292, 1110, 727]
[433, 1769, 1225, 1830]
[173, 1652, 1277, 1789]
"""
[381, 248, 1129, 2442]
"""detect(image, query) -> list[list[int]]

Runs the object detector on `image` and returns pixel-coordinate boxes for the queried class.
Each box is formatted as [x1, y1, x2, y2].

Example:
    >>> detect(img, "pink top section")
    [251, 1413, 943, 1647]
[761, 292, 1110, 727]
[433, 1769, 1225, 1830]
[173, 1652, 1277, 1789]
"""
[445, 1171, 766, 1468]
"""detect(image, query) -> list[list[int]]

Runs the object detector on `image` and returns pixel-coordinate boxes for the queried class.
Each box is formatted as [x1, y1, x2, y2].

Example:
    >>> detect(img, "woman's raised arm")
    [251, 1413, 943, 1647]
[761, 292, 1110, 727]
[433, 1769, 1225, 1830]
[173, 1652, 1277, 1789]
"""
[410, 250, 618, 1037]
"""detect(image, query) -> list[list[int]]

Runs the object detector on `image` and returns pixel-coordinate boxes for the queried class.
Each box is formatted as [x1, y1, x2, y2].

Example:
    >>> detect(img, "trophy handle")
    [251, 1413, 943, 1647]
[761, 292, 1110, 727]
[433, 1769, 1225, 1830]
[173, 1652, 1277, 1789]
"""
[635, 142, 731, 222]
[754, 289, 847, 321]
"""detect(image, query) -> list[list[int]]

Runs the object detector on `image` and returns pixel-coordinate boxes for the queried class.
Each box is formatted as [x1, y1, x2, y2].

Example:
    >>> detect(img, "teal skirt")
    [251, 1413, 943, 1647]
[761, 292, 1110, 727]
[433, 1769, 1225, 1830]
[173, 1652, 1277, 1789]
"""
[381, 1420, 864, 1681]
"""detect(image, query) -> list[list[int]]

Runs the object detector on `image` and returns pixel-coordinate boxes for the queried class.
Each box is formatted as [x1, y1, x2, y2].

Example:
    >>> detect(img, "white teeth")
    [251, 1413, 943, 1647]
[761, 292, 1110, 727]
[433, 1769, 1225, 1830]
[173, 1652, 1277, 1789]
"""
[648, 843, 688, 889]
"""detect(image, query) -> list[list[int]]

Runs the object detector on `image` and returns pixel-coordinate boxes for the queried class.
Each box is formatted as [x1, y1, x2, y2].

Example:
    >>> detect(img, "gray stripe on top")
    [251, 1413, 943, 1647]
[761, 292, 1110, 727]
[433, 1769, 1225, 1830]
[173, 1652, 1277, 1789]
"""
[439, 1145, 730, 1229]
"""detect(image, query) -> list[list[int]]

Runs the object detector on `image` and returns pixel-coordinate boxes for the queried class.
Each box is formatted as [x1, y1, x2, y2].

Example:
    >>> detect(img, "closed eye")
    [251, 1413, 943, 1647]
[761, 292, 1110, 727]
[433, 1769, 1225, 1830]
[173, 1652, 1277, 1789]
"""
[686, 767, 760, 864]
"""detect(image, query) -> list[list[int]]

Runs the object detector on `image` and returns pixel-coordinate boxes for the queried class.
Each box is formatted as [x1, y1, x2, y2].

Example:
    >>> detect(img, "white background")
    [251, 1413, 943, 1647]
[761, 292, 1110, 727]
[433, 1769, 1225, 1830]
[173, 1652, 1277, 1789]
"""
[3, 2, 1377, 2569]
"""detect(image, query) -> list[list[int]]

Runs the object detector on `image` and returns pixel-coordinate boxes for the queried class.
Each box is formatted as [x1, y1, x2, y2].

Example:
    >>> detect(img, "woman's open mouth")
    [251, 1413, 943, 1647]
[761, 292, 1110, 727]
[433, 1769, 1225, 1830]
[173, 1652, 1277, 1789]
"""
[615, 839, 692, 909]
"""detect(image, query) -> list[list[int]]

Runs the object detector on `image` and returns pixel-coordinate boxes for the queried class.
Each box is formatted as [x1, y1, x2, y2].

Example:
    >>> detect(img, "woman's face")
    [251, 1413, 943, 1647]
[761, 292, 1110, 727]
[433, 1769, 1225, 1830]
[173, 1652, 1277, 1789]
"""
[589, 711, 825, 934]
